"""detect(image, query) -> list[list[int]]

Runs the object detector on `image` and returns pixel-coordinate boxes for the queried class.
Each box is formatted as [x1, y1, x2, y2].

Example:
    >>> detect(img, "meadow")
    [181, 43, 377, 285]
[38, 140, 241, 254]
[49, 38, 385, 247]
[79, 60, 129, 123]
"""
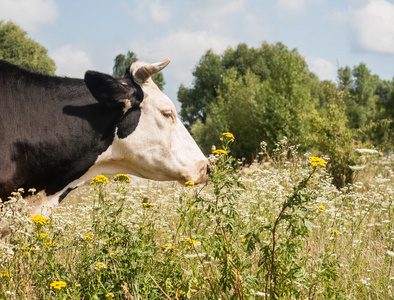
[0, 135, 393, 299]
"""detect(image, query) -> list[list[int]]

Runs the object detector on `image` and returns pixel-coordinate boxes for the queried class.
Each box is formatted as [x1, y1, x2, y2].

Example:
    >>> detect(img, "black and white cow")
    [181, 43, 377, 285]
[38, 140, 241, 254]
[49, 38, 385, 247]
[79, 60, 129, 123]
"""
[0, 59, 209, 214]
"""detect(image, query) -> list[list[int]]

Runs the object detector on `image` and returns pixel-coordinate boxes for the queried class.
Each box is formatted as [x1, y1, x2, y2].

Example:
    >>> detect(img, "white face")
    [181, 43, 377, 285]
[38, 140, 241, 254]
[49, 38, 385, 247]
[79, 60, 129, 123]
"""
[108, 62, 209, 184]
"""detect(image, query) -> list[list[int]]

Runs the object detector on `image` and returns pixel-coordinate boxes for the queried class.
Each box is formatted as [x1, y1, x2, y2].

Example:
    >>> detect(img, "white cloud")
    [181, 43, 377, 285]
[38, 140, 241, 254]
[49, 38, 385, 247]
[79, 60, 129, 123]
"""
[277, 0, 306, 14]
[122, 0, 171, 25]
[51, 45, 95, 78]
[307, 57, 337, 82]
[329, 0, 394, 54]
[349, 0, 394, 54]
[0, 0, 58, 32]
[149, 0, 171, 24]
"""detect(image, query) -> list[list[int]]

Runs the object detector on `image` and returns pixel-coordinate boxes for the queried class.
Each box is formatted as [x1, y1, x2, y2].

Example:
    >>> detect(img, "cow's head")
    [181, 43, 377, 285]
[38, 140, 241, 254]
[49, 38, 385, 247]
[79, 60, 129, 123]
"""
[84, 59, 209, 184]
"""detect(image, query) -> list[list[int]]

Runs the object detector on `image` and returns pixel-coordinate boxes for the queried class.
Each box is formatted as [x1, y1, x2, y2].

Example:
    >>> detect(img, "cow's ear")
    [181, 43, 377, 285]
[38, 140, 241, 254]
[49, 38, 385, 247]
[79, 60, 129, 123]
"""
[84, 71, 135, 109]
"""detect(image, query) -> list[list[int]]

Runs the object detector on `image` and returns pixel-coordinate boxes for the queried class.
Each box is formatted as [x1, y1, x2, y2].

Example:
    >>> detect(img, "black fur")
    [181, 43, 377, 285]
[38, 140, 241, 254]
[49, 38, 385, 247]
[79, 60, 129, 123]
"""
[0, 60, 143, 200]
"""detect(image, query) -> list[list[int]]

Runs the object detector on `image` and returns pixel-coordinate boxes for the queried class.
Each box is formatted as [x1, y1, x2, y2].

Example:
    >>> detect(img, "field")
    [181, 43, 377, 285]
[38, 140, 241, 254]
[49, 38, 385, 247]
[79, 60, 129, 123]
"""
[0, 137, 393, 299]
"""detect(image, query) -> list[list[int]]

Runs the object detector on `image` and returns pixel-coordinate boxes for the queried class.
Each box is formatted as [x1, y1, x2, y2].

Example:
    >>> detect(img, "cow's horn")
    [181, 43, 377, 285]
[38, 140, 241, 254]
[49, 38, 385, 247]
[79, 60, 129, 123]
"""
[135, 59, 170, 84]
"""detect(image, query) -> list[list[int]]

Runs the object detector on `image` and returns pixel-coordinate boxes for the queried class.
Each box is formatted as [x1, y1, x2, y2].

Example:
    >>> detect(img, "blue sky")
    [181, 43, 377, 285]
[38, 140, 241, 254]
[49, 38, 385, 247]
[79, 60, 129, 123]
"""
[1, 0, 394, 111]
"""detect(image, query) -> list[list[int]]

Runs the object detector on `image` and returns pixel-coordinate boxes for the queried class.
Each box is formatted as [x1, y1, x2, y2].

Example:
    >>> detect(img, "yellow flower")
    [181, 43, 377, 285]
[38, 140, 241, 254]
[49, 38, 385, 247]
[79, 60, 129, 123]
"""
[316, 205, 326, 212]
[95, 262, 107, 270]
[45, 242, 58, 247]
[105, 293, 115, 298]
[142, 203, 154, 208]
[161, 244, 175, 251]
[183, 238, 199, 246]
[221, 132, 235, 141]
[0, 270, 11, 277]
[114, 174, 130, 183]
[331, 230, 340, 236]
[309, 157, 326, 167]
[29, 215, 47, 225]
[241, 238, 247, 244]
[22, 244, 35, 251]
[185, 181, 194, 187]
[90, 175, 109, 185]
[39, 233, 48, 239]
[83, 234, 93, 241]
[50, 280, 67, 290]
[213, 149, 227, 155]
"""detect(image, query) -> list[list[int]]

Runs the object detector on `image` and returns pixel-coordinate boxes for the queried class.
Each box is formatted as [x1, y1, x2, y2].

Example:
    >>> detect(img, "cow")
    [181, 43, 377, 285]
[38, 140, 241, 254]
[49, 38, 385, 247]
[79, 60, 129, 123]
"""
[0, 58, 209, 216]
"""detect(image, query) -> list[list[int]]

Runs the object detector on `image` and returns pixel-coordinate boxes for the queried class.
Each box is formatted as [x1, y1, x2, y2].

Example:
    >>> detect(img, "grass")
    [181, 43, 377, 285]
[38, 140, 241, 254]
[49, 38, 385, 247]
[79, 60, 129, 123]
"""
[0, 137, 393, 299]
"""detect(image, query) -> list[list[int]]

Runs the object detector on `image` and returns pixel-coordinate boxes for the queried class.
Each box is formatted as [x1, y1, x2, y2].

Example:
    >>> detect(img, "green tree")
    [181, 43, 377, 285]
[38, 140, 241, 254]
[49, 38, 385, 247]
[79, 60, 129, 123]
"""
[112, 50, 138, 77]
[0, 21, 55, 75]
[191, 42, 318, 159]
[112, 51, 165, 90]
[338, 63, 393, 148]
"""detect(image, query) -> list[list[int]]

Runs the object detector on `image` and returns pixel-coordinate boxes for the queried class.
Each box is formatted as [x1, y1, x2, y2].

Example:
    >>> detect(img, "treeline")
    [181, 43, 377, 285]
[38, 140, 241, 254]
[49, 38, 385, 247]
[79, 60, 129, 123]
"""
[178, 42, 394, 187]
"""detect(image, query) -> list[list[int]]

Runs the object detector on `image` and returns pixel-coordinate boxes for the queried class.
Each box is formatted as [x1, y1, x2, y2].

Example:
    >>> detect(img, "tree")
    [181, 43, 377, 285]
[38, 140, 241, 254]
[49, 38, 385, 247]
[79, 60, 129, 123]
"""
[190, 42, 318, 159]
[179, 43, 272, 127]
[0, 21, 56, 75]
[112, 51, 165, 90]
[337, 63, 393, 148]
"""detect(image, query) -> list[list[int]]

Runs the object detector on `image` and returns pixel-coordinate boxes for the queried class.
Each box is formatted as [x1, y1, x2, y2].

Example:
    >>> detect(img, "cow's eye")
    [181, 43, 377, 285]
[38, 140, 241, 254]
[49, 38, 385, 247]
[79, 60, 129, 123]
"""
[162, 110, 173, 119]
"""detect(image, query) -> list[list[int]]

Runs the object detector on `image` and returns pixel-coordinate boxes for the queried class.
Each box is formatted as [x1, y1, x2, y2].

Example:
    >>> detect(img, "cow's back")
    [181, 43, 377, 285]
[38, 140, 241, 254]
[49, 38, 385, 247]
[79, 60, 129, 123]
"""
[0, 60, 117, 200]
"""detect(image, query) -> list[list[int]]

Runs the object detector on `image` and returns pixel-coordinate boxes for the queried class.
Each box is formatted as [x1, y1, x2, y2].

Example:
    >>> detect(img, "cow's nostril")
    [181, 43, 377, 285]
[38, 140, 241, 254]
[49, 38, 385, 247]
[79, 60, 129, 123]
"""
[207, 164, 211, 175]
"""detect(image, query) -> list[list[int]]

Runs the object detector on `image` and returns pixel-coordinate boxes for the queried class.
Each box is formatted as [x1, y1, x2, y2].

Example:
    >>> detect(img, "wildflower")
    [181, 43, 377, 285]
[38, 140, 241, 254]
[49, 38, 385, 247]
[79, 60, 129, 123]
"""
[360, 278, 370, 286]
[28, 188, 36, 193]
[114, 174, 130, 183]
[331, 230, 340, 236]
[83, 234, 93, 241]
[213, 149, 227, 155]
[39, 233, 48, 239]
[95, 262, 107, 270]
[105, 293, 115, 298]
[29, 215, 47, 225]
[161, 244, 175, 251]
[90, 175, 109, 185]
[0, 270, 11, 277]
[22, 244, 35, 251]
[355, 148, 378, 155]
[185, 181, 194, 187]
[386, 250, 394, 257]
[221, 132, 235, 142]
[241, 238, 247, 243]
[142, 203, 154, 208]
[45, 242, 58, 248]
[17, 188, 24, 193]
[50, 280, 67, 290]
[316, 205, 326, 212]
[309, 157, 326, 167]
[349, 165, 366, 171]
[183, 238, 199, 246]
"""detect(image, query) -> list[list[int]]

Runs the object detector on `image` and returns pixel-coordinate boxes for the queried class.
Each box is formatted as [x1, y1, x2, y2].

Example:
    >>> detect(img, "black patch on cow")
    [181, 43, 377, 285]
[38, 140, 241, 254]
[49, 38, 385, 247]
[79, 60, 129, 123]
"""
[0, 60, 144, 200]
[116, 108, 142, 139]
[85, 71, 143, 110]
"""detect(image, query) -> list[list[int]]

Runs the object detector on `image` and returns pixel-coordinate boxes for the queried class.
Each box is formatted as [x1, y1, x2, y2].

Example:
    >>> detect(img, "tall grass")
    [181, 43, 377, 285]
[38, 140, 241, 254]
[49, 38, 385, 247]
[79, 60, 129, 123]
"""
[0, 136, 393, 299]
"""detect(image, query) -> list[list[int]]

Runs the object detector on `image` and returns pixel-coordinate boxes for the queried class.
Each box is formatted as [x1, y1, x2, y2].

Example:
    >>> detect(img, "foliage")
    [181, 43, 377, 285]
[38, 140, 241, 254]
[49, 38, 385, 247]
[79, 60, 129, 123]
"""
[191, 43, 317, 159]
[338, 63, 394, 149]
[1, 138, 393, 299]
[112, 50, 165, 90]
[0, 21, 56, 75]
[310, 85, 359, 188]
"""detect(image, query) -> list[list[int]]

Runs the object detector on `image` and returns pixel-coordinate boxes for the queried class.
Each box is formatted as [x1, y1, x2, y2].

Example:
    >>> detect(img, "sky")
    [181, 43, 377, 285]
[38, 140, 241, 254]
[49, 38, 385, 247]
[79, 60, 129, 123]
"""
[1, 0, 394, 111]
